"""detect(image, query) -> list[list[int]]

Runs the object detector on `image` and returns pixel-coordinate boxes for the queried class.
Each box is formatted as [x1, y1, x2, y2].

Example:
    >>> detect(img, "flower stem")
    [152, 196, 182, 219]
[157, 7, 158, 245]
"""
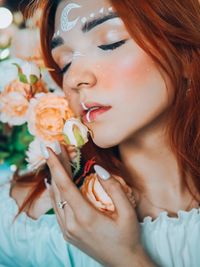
[72, 147, 82, 177]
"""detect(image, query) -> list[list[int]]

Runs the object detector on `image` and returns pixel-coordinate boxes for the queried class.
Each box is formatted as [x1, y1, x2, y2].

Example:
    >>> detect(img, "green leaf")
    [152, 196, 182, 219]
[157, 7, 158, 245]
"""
[0, 123, 34, 170]
[14, 125, 34, 152]
[73, 126, 84, 148]
[12, 63, 22, 75]
[64, 134, 71, 145]
[29, 74, 38, 85]
[19, 73, 28, 84]
[7, 153, 25, 166]
[0, 151, 10, 160]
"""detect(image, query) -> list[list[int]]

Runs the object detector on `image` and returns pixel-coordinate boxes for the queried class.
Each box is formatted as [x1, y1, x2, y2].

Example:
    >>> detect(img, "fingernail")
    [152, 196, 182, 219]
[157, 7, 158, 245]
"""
[94, 165, 111, 180]
[40, 142, 49, 159]
[53, 140, 61, 155]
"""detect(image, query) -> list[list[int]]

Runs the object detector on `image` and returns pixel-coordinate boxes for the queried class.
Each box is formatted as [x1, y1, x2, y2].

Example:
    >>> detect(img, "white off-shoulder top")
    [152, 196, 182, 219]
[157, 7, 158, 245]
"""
[0, 182, 199, 267]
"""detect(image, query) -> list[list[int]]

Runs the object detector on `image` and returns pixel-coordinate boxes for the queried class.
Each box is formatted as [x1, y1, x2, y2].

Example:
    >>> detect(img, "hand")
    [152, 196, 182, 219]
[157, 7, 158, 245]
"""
[45, 144, 141, 267]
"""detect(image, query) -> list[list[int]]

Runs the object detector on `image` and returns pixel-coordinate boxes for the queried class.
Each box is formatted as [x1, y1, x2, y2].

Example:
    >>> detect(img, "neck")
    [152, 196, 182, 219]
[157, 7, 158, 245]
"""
[119, 113, 190, 207]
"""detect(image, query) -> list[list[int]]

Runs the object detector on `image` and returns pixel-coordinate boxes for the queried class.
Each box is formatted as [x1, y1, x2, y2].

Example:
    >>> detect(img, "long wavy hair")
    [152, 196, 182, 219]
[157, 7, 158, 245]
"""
[17, 0, 200, 216]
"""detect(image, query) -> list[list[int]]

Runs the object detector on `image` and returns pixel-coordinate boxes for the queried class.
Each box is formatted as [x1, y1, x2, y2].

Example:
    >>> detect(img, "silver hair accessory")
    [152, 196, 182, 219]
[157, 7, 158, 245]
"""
[58, 201, 68, 209]
[61, 3, 82, 32]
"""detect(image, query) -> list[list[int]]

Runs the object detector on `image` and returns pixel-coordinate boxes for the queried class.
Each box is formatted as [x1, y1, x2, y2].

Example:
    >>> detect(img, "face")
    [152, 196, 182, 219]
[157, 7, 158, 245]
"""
[51, 0, 173, 148]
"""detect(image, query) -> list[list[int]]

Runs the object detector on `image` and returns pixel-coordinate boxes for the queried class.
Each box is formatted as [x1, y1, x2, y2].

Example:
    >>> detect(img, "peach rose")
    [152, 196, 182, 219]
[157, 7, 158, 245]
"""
[81, 173, 134, 213]
[27, 92, 74, 142]
[3, 79, 31, 96]
[3, 79, 47, 98]
[0, 91, 29, 125]
[0, 78, 48, 126]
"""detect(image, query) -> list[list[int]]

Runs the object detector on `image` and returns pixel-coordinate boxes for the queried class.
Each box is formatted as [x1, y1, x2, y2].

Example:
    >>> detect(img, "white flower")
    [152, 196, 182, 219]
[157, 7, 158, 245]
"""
[26, 138, 62, 171]
[26, 138, 46, 171]
[63, 118, 89, 148]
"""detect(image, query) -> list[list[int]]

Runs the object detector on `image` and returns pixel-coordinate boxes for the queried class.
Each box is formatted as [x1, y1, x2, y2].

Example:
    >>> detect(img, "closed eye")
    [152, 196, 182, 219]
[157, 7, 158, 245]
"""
[57, 62, 72, 75]
[56, 39, 127, 74]
[98, 40, 127, 51]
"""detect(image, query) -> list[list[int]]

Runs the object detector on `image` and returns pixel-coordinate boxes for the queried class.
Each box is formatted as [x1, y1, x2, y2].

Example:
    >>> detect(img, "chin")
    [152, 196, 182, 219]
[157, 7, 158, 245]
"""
[91, 132, 121, 149]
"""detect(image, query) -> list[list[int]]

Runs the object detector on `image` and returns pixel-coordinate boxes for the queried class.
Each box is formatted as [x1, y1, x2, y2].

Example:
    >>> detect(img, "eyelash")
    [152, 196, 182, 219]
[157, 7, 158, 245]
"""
[58, 63, 71, 75]
[98, 39, 127, 51]
[58, 40, 127, 75]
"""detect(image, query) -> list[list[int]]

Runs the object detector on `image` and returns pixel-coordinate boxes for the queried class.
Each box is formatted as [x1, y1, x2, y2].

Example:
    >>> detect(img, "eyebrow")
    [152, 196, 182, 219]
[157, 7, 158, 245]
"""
[50, 11, 119, 51]
[50, 36, 64, 50]
[81, 12, 119, 33]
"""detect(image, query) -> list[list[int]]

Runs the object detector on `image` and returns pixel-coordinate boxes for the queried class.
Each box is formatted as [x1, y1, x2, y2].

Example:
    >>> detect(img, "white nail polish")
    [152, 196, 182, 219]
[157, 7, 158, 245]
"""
[53, 140, 61, 155]
[40, 142, 49, 159]
[94, 165, 111, 180]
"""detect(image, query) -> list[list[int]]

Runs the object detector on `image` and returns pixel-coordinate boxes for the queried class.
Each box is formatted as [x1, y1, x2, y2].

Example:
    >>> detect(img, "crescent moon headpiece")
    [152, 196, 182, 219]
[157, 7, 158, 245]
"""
[58, 4, 114, 35]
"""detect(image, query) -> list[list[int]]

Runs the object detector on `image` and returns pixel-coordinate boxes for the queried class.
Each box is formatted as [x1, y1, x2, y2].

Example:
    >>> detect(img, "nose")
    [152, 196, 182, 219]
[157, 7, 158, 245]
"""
[64, 63, 97, 91]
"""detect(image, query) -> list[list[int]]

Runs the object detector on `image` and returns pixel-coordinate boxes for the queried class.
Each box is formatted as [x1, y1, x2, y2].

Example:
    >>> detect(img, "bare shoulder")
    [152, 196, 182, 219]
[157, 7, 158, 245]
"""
[10, 182, 52, 220]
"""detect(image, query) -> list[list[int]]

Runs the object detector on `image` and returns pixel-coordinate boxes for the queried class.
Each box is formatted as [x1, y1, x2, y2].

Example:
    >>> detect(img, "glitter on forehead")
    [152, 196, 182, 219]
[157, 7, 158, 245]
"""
[53, 29, 60, 38]
[73, 51, 85, 58]
[80, 7, 115, 25]
[108, 7, 113, 12]
[99, 8, 104, 14]
[60, 3, 82, 32]
[81, 17, 87, 23]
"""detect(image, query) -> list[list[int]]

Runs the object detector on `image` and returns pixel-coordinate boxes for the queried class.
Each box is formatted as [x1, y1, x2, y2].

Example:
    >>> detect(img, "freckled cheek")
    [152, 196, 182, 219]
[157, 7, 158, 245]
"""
[96, 54, 152, 90]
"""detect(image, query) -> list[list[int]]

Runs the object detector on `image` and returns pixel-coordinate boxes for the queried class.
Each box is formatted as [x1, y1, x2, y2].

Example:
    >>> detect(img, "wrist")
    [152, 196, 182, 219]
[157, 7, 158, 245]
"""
[115, 246, 157, 267]
[131, 245, 158, 267]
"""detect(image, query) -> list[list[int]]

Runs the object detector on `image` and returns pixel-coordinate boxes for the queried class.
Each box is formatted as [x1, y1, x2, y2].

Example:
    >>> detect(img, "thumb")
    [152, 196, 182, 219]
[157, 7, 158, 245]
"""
[94, 165, 136, 221]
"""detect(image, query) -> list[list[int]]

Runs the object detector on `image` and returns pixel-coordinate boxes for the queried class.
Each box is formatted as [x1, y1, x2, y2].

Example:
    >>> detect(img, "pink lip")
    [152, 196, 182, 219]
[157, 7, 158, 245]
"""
[80, 102, 111, 116]
[84, 102, 105, 109]
[82, 106, 111, 123]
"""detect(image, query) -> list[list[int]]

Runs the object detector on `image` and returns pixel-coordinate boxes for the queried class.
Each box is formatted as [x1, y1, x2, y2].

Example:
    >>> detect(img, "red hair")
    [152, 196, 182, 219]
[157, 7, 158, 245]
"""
[18, 0, 200, 216]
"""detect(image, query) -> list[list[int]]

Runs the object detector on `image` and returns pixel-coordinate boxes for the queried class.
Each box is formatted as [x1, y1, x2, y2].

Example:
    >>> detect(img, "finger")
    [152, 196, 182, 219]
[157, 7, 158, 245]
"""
[46, 148, 90, 214]
[46, 181, 65, 229]
[51, 178, 66, 221]
[94, 165, 137, 221]
[64, 144, 77, 154]
[51, 178, 75, 222]
[64, 145, 79, 163]
[59, 144, 73, 177]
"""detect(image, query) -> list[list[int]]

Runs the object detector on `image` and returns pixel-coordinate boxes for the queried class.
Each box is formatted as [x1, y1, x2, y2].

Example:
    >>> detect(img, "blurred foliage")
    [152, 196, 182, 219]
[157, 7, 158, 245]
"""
[0, 122, 34, 169]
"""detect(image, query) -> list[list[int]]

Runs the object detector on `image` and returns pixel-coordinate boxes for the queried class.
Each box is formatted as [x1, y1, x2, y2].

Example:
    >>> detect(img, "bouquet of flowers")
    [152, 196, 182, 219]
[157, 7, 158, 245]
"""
[0, 60, 134, 215]
[0, 60, 87, 174]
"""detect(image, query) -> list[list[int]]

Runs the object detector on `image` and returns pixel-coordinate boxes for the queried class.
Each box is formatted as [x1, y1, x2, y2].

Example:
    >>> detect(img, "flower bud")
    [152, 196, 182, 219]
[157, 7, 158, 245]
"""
[63, 118, 89, 148]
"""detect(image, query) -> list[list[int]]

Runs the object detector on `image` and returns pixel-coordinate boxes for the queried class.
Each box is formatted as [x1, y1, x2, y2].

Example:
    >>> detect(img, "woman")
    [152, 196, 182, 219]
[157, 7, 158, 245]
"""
[0, 0, 200, 266]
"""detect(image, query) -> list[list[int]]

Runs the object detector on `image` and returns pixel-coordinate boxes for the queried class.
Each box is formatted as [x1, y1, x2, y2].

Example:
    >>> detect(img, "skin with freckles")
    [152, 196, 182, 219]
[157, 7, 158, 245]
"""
[52, 0, 172, 150]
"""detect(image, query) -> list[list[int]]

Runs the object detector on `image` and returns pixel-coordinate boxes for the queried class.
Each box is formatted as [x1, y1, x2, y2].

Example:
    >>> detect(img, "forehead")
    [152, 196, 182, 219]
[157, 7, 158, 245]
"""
[55, 0, 113, 30]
